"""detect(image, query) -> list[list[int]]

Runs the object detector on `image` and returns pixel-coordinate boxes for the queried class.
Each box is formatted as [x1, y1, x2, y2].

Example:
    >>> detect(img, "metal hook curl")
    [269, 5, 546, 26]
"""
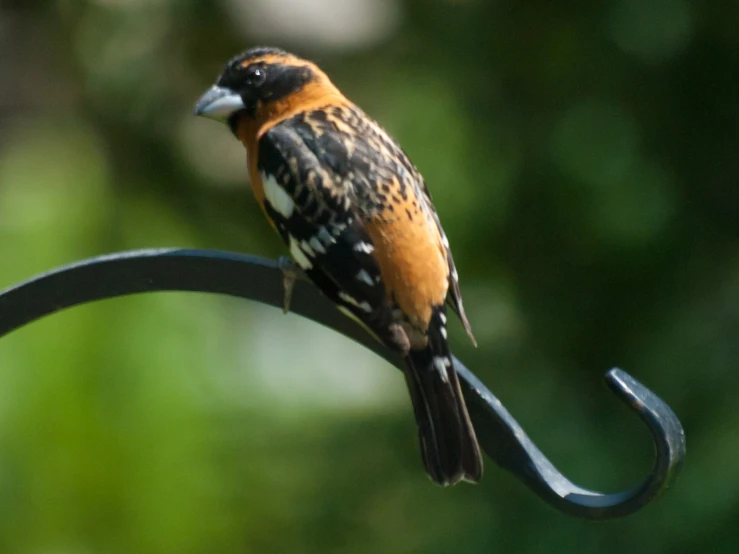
[0, 248, 685, 518]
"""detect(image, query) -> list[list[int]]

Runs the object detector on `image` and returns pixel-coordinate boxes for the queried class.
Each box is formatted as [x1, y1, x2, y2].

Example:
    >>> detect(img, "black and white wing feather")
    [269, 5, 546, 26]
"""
[257, 117, 402, 348]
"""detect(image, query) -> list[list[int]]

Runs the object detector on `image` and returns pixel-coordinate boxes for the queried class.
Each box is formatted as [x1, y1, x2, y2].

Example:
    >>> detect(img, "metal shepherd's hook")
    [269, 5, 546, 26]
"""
[0, 248, 686, 519]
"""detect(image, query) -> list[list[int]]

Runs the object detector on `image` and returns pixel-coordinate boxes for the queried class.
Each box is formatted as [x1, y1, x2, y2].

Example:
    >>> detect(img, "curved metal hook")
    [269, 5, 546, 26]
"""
[0, 248, 685, 519]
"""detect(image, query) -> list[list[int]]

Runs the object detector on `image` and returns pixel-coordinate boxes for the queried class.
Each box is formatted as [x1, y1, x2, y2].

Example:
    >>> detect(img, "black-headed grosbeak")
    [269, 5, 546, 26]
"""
[194, 47, 482, 485]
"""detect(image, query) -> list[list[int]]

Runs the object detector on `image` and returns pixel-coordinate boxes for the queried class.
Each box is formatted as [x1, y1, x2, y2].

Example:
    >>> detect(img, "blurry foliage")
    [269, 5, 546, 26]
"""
[0, 0, 738, 552]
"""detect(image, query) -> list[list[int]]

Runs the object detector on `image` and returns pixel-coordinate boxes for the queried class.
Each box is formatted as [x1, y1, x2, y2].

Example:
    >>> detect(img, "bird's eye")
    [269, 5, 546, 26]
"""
[245, 66, 266, 87]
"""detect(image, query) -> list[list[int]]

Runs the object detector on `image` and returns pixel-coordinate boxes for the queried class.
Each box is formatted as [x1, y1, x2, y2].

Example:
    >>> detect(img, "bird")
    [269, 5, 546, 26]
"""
[194, 47, 483, 486]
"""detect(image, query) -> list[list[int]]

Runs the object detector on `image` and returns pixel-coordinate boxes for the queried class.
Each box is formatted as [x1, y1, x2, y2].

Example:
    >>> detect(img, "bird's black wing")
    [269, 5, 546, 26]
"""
[257, 114, 406, 350]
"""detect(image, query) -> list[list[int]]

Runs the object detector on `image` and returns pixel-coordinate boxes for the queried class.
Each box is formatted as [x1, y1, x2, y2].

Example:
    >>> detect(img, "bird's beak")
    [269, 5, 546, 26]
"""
[193, 85, 245, 121]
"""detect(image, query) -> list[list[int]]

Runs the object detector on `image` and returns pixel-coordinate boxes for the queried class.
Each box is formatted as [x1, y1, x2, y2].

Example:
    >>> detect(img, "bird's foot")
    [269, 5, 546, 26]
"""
[278, 256, 304, 314]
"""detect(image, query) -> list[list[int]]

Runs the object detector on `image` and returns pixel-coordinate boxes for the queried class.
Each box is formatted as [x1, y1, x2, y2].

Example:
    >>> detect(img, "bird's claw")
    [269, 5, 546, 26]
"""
[278, 256, 303, 314]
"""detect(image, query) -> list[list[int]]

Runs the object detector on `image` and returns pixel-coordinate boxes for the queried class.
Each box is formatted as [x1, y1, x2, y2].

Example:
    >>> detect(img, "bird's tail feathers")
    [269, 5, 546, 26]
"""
[402, 308, 483, 486]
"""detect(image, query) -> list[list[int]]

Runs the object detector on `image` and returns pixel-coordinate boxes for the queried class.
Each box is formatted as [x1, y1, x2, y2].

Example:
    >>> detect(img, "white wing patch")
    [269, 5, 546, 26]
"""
[289, 236, 313, 269]
[356, 269, 375, 287]
[353, 241, 374, 254]
[318, 227, 336, 247]
[309, 236, 326, 254]
[262, 171, 294, 218]
[300, 240, 315, 257]
[338, 292, 372, 312]
[433, 356, 451, 383]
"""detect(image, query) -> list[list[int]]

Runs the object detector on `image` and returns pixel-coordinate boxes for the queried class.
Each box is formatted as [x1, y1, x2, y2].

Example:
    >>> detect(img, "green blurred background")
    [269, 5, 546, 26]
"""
[0, 0, 737, 552]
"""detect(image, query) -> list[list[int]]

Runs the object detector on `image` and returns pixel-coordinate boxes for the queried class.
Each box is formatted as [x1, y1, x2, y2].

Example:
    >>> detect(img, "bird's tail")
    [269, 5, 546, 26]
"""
[402, 308, 483, 486]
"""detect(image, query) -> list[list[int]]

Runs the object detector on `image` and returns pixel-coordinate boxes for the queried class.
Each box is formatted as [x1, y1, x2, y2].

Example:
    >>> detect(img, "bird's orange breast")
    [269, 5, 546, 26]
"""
[233, 117, 267, 213]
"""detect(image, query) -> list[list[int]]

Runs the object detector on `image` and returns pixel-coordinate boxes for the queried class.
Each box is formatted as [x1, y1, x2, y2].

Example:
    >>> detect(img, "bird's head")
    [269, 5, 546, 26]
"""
[194, 47, 340, 135]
